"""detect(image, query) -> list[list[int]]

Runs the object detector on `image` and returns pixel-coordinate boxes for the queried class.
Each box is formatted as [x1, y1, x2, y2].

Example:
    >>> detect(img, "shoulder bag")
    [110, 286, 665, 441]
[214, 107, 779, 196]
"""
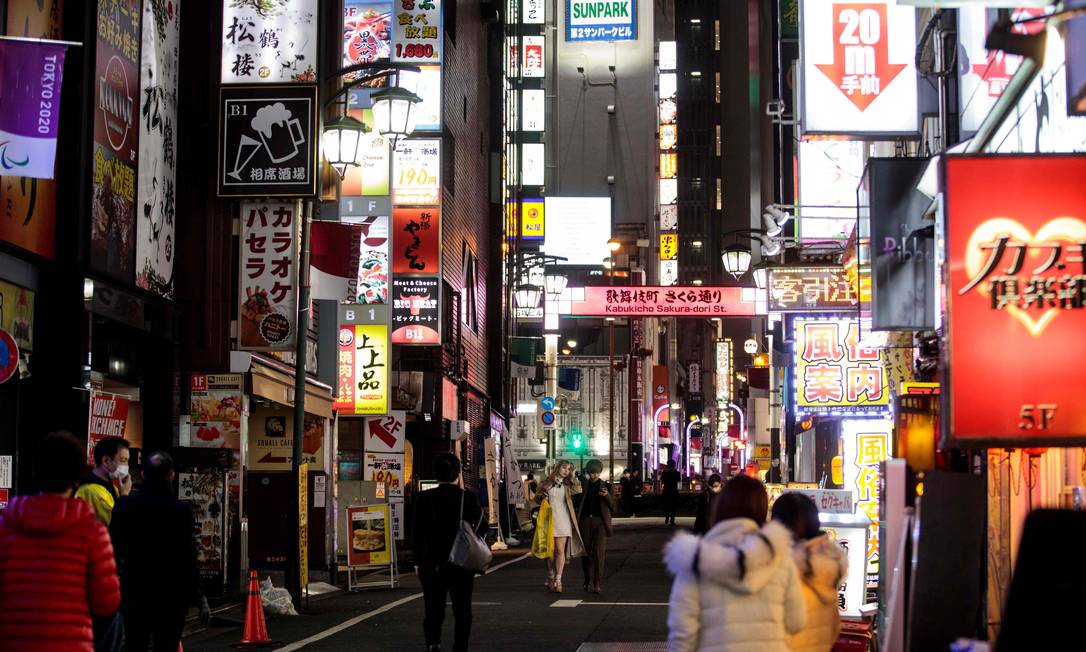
[447, 491, 493, 574]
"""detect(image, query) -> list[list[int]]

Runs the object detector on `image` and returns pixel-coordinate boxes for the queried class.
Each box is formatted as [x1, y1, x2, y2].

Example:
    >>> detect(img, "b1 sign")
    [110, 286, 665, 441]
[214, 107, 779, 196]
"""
[944, 155, 1086, 446]
[801, 0, 919, 135]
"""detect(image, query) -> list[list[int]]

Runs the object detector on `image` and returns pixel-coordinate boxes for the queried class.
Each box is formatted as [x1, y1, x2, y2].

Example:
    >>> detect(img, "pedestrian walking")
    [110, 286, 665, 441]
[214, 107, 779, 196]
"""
[75, 436, 132, 527]
[661, 460, 682, 525]
[110, 451, 210, 651]
[412, 453, 486, 652]
[574, 459, 617, 594]
[534, 460, 585, 593]
[619, 468, 635, 517]
[526, 472, 538, 503]
[691, 474, 723, 535]
[630, 469, 645, 516]
[0, 432, 121, 652]
[771, 493, 848, 652]
[663, 474, 806, 652]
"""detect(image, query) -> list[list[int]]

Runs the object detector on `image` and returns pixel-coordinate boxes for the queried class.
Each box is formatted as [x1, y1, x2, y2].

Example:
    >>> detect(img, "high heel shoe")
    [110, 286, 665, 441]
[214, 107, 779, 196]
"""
[554, 579, 563, 593]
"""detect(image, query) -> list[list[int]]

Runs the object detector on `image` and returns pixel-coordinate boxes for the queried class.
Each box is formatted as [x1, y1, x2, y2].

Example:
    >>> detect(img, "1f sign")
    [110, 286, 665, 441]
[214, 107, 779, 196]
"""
[801, 0, 918, 136]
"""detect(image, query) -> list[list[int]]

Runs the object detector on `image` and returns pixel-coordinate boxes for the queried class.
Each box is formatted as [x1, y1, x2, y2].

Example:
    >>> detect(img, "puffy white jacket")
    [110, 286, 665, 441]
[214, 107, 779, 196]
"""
[787, 533, 848, 652]
[664, 519, 806, 652]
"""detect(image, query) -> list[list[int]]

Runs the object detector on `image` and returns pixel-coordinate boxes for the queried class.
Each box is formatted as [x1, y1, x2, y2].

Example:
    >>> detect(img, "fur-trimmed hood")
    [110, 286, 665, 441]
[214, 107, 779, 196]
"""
[791, 532, 848, 605]
[664, 518, 795, 595]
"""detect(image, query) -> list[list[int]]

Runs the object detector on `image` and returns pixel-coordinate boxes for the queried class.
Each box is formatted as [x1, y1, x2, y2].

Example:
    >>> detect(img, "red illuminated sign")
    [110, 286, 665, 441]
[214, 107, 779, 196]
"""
[568, 286, 757, 317]
[945, 155, 1086, 445]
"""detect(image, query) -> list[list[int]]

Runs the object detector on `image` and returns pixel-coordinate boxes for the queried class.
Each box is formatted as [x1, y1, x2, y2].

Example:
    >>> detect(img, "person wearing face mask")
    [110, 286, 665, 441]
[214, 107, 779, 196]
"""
[76, 437, 132, 527]
[692, 474, 723, 535]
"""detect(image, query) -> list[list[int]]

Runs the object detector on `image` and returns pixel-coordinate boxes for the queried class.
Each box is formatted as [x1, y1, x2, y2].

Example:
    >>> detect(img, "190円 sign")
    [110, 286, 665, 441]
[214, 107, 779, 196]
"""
[218, 85, 318, 197]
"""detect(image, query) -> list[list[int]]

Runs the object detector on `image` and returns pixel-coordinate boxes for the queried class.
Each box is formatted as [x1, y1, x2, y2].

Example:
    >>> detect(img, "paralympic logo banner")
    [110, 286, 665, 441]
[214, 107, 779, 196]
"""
[0, 39, 68, 179]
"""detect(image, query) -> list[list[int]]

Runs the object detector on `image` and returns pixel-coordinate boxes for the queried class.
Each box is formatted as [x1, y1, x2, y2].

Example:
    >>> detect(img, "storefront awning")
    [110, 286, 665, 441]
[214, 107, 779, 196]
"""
[249, 356, 335, 418]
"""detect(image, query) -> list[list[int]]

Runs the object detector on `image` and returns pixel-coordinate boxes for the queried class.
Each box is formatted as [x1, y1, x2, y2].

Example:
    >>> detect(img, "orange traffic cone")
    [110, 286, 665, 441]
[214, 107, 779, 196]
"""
[232, 570, 281, 648]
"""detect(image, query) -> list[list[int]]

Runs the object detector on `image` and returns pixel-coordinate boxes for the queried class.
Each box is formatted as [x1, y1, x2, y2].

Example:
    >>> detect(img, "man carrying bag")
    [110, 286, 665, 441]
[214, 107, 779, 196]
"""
[412, 453, 488, 652]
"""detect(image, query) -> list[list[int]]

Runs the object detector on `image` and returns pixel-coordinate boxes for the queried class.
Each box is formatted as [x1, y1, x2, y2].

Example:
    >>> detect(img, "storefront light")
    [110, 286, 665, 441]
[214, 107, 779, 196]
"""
[370, 85, 422, 143]
[545, 272, 568, 297]
[321, 115, 367, 179]
[721, 245, 752, 279]
[515, 284, 542, 309]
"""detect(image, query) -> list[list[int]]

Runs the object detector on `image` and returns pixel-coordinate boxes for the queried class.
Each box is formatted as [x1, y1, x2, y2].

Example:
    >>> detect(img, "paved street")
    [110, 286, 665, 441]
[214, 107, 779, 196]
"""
[183, 519, 683, 651]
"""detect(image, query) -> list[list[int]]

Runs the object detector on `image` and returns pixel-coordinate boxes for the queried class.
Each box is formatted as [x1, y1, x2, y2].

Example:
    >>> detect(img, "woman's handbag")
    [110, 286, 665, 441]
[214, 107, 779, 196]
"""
[447, 491, 493, 574]
[530, 498, 554, 559]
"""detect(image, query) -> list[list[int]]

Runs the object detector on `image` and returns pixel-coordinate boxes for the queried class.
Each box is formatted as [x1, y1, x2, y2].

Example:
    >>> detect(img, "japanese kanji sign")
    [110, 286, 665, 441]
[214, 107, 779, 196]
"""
[392, 206, 440, 274]
[793, 318, 889, 415]
[220, 0, 317, 83]
[521, 198, 545, 240]
[768, 267, 859, 312]
[334, 323, 390, 415]
[521, 35, 545, 78]
[136, 0, 179, 298]
[392, 138, 440, 205]
[343, 2, 393, 72]
[566, 0, 636, 42]
[659, 233, 678, 261]
[218, 85, 318, 197]
[238, 202, 297, 350]
[391, 0, 442, 63]
[841, 418, 891, 576]
[801, 0, 919, 135]
[391, 276, 440, 344]
[945, 155, 1086, 446]
[568, 286, 758, 317]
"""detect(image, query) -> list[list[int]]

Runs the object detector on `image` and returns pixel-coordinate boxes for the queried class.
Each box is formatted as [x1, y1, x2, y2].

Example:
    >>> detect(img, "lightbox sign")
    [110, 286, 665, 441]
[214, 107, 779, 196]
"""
[569, 287, 758, 317]
[841, 417, 892, 577]
[793, 318, 889, 415]
[797, 139, 864, 241]
[800, 0, 919, 135]
[566, 0, 636, 42]
[715, 339, 733, 409]
[334, 323, 390, 415]
[944, 155, 1086, 446]
[768, 267, 858, 312]
[542, 197, 611, 265]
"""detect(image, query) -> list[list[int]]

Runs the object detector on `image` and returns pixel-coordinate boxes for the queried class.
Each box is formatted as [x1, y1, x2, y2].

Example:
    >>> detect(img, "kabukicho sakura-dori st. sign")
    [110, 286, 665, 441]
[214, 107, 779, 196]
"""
[944, 155, 1086, 446]
[567, 286, 759, 317]
[800, 0, 919, 135]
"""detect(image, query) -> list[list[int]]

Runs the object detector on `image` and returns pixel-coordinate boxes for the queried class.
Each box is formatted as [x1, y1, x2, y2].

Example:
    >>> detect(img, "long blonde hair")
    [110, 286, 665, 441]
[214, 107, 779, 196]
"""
[542, 460, 581, 494]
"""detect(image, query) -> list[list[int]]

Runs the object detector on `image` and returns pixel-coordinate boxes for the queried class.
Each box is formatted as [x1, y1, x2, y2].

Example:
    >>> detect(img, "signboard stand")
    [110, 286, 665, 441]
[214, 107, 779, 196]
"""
[345, 481, 398, 591]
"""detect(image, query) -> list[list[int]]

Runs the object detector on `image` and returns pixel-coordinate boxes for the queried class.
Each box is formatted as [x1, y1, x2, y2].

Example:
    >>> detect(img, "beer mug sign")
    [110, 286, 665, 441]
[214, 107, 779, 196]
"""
[252, 102, 306, 164]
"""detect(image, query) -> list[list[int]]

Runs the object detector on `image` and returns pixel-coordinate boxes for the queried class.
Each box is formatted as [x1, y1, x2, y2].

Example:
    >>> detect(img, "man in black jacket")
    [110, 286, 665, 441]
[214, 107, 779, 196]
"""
[412, 453, 484, 652]
[574, 459, 617, 594]
[110, 452, 209, 651]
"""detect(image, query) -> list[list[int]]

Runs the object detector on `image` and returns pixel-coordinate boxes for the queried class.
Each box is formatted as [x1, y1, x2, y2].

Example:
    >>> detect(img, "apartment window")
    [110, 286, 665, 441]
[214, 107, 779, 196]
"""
[715, 125, 721, 157]
[443, 128, 456, 195]
[714, 20, 721, 51]
[716, 178, 723, 210]
[461, 242, 479, 334]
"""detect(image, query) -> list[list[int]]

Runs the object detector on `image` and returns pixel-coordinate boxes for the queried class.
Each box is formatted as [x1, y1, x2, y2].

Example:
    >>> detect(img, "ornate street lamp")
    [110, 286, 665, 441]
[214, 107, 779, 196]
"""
[321, 115, 368, 179]
[370, 85, 423, 146]
[721, 245, 752, 279]
[751, 262, 769, 289]
[515, 283, 542, 309]
[544, 271, 568, 298]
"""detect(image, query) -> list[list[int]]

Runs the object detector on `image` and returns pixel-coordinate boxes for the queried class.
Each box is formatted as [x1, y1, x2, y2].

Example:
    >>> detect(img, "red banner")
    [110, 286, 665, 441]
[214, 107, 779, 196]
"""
[392, 206, 440, 275]
[945, 155, 1086, 445]
[569, 286, 757, 317]
[88, 391, 130, 456]
[652, 365, 670, 439]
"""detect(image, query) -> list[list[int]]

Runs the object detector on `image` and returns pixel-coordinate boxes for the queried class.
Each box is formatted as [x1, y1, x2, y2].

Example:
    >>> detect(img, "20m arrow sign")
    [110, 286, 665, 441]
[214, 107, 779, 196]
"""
[802, 0, 918, 135]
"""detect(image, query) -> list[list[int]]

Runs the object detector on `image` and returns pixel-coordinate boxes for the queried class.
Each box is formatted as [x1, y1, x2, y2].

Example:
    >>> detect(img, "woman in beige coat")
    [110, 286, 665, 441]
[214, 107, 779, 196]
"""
[771, 493, 848, 652]
[535, 460, 585, 592]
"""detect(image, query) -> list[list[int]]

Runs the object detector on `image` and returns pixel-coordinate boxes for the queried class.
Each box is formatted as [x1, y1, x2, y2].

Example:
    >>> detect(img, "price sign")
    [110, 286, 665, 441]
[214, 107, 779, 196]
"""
[364, 452, 404, 497]
[392, 139, 441, 205]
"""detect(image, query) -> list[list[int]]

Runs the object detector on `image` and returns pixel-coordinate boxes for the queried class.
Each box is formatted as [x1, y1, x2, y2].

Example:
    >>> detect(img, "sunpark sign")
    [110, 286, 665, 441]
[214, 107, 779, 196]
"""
[566, 1, 637, 42]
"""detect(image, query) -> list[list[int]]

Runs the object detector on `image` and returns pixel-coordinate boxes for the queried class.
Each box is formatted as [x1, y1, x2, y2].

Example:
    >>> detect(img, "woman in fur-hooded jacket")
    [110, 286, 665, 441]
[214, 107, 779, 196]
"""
[663, 476, 806, 652]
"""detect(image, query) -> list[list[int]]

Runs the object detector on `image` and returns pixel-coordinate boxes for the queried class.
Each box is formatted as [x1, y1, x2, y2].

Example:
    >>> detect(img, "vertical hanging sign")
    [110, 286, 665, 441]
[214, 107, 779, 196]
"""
[221, 0, 317, 83]
[392, 0, 442, 63]
[136, 0, 180, 298]
[91, 0, 141, 281]
[334, 323, 391, 414]
[238, 202, 298, 351]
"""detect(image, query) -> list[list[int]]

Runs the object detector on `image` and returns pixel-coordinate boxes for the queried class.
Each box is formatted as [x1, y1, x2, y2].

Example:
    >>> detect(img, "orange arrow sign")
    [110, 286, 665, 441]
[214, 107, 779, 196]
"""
[814, 3, 907, 112]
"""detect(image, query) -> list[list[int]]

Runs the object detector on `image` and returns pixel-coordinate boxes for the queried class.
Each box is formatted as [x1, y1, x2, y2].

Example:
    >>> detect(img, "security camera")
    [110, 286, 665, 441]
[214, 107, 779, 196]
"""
[576, 66, 585, 74]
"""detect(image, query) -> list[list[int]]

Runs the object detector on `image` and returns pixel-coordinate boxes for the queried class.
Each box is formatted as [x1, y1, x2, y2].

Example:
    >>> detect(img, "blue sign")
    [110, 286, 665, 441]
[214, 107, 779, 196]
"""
[540, 396, 555, 411]
[541, 411, 556, 426]
[566, 0, 637, 42]
[0, 329, 18, 385]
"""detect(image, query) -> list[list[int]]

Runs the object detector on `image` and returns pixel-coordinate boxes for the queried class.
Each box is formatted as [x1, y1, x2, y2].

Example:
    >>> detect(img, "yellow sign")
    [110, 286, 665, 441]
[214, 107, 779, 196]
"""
[299, 463, 309, 590]
[754, 445, 771, 458]
[659, 233, 678, 261]
[660, 152, 677, 179]
[348, 504, 392, 566]
[0, 280, 33, 352]
[794, 318, 890, 413]
[335, 324, 390, 415]
[521, 199, 544, 240]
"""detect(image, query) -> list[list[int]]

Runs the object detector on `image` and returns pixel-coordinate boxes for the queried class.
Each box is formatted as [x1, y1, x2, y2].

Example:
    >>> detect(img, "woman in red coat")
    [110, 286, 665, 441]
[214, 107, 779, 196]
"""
[0, 432, 121, 651]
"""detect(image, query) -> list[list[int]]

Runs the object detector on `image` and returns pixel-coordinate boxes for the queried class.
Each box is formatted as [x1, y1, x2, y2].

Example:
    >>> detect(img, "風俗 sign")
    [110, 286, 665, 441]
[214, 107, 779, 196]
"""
[801, 0, 919, 135]
[568, 286, 758, 317]
[944, 155, 1086, 446]
[793, 318, 889, 415]
[217, 85, 318, 197]
[566, 0, 636, 42]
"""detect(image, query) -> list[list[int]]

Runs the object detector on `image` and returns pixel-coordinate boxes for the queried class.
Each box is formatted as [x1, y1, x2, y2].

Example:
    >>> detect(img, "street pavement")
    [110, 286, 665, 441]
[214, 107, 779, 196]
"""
[182, 518, 686, 651]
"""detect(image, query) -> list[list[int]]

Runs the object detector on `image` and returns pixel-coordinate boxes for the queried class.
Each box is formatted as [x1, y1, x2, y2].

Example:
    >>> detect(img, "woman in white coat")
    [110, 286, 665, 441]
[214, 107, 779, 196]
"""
[534, 460, 585, 593]
[664, 475, 806, 652]
[771, 493, 848, 652]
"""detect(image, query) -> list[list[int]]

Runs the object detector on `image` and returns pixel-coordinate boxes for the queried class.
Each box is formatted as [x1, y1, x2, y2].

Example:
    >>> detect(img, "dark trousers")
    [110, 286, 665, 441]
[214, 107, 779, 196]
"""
[421, 563, 475, 652]
[123, 604, 186, 652]
[579, 516, 608, 589]
[662, 492, 678, 523]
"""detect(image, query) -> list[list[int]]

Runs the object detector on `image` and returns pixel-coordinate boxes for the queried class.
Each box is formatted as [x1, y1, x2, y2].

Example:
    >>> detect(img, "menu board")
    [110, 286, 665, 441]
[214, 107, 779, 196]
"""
[347, 504, 391, 566]
[179, 470, 227, 595]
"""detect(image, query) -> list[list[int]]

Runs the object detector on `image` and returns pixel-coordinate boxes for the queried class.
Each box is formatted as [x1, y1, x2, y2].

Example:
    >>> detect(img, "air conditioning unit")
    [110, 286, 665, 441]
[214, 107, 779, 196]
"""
[448, 420, 472, 441]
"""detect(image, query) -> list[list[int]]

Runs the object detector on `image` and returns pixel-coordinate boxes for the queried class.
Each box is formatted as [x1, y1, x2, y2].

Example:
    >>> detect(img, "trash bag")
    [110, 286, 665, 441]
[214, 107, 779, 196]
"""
[530, 498, 554, 559]
[259, 576, 299, 616]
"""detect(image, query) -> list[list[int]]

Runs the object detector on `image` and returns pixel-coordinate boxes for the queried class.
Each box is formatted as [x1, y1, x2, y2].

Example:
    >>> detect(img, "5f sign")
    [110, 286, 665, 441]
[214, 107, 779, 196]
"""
[801, 0, 918, 136]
